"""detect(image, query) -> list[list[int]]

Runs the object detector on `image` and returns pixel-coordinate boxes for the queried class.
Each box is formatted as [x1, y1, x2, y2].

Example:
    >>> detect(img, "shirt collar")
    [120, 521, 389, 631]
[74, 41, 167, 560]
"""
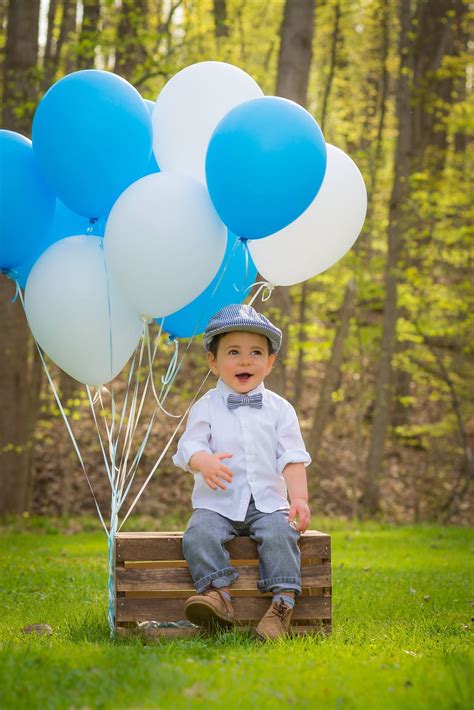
[216, 378, 266, 402]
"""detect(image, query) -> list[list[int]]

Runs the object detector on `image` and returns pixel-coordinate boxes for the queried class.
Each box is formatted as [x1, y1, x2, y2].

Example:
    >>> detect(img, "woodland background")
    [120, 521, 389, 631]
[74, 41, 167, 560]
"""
[0, 0, 472, 525]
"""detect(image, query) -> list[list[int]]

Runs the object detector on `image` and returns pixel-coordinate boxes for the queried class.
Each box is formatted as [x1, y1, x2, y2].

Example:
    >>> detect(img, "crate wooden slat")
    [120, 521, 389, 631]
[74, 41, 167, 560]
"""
[116, 563, 332, 591]
[116, 626, 198, 639]
[115, 531, 331, 638]
[116, 531, 331, 562]
[121, 587, 324, 599]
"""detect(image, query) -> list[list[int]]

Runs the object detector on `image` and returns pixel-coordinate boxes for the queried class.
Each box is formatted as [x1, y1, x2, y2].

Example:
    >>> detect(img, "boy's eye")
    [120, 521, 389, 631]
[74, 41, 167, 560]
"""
[228, 349, 239, 355]
[252, 350, 263, 356]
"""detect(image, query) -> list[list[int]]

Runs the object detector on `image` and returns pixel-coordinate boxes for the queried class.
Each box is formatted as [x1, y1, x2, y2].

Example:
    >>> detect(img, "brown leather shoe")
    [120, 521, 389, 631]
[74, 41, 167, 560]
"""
[184, 589, 234, 630]
[255, 599, 294, 640]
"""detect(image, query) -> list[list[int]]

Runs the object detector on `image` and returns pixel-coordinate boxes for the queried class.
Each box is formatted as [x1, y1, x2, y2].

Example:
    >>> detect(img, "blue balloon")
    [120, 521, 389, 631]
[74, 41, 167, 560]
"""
[159, 234, 257, 339]
[0, 130, 55, 271]
[15, 199, 106, 288]
[32, 70, 152, 218]
[205, 96, 327, 239]
[142, 100, 160, 175]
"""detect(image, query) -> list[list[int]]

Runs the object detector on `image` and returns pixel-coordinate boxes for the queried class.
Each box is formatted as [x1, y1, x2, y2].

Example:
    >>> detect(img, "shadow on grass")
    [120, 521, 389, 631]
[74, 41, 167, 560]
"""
[63, 609, 114, 644]
[62, 609, 330, 657]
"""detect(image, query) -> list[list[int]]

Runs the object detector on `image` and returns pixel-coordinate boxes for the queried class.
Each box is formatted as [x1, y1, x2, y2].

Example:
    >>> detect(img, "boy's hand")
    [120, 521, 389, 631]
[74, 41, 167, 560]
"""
[288, 498, 311, 533]
[190, 451, 233, 491]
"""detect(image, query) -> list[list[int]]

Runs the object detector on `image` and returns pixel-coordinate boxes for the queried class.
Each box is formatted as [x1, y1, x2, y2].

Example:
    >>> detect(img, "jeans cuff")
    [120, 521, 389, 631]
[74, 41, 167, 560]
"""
[195, 566, 239, 594]
[258, 576, 301, 595]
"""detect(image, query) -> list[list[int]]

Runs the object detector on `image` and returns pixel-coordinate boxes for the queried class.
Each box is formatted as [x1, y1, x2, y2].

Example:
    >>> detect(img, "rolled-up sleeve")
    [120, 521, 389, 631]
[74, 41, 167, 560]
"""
[172, 397, 212, 473]
[276, 401, 311, 475]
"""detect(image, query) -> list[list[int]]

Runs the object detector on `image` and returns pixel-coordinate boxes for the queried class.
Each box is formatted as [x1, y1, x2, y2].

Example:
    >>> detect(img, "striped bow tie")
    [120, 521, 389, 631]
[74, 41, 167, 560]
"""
[227, 393, 263, 410]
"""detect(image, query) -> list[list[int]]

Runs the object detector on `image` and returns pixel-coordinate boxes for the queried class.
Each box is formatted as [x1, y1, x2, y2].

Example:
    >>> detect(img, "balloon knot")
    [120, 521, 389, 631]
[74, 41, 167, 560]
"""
[2, 267, 19, 283]
[262, 283, 275, 301]
[87, 217, 99, 235]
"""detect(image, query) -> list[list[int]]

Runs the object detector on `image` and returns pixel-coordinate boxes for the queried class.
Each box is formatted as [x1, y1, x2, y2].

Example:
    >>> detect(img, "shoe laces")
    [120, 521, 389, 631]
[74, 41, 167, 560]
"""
[272, 600, 291, 620]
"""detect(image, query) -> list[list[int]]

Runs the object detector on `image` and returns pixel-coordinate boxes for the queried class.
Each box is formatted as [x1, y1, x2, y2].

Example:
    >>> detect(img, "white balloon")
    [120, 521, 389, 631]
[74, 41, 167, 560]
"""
[249, 144, 367, 286]
[104, 173, 227, 319]
[152, 61, 263, 184]
[25, 236, 143, 385]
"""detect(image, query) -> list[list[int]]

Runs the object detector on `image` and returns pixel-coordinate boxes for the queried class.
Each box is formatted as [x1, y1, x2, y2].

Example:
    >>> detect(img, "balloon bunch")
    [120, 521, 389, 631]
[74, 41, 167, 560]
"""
[0, 61, 367, 387]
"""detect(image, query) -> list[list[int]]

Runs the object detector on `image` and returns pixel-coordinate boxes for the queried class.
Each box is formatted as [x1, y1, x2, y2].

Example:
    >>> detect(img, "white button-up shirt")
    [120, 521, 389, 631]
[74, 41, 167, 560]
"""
[172, 379, 311, 521]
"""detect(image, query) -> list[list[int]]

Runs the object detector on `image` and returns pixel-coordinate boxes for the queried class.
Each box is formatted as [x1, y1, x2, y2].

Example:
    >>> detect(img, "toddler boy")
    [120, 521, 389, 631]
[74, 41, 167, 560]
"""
[172, 304, 311, 639]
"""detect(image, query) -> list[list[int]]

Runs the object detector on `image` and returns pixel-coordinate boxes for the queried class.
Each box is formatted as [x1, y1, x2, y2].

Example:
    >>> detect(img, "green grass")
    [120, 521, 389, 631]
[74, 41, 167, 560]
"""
[0, 518, 472, 709]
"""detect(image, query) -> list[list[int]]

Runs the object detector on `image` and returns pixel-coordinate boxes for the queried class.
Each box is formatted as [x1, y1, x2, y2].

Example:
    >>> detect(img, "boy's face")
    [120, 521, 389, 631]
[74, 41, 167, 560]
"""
[207, 331, 276, 394]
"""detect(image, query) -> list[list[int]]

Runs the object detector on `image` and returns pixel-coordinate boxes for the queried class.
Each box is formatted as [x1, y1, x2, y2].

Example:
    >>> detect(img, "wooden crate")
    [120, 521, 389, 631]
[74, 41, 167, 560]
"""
[115, 530, 331, 639]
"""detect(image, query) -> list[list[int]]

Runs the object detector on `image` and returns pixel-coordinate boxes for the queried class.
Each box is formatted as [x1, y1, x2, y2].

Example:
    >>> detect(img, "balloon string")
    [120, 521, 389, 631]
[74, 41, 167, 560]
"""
[245, 280, 275, 306]
[107, 503, 118, 637]
[260, 285, 274, 302]
[116, 405, 159, 513]
[111, 331, 144, 485]
[161, 337, 179, 386]
[117, 320, 199, 515]
[118, 369, 212, 531]
[146, 322, 182, 418]
[103, 387, 119, 485]
[240, 237, 250, 285]
[16, 291, 108, 533]
[11, 278, 20, 303]
[207, 233, 241, 302]
[116, 329, 152, 488]
[156, 233, 244, 353]
[86, 385, 115, 490]
[116, 324, 150, 476]
[113, 332, 150, 509]
[2, 270, 21, 302]
[99, 237, 114, 382]
[159, 233, 243, 352]
[97, 385, 117, 463]
[115, 328, 165, 513]
[86, 217, 98, 235]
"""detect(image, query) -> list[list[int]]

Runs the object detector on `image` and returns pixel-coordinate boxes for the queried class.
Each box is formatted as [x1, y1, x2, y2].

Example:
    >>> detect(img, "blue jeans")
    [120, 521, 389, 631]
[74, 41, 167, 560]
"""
[183, 498, 301, 595]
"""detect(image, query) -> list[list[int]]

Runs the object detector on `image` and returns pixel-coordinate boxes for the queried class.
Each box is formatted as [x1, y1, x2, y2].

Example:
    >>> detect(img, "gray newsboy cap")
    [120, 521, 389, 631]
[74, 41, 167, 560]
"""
[203, 304, 282, 353]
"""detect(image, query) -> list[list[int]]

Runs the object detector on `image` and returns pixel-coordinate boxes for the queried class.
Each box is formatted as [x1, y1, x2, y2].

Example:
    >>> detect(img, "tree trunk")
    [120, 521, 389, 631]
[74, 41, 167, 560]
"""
[114, 0, 148, 82]
[319, 0, 340, 132]
[293, 0, 340, 407]
[0, 281, 43, 516]
[362, 0, 413, 515]
[453, 0, 468, 154]
[2, 0, 41, 133]
[57, 0, 79, 75]
[306, 0, 388, 446]
[0, 0, 42, 517]
[275, 0, 315, 104]
[41, 0, 58, 90]
[213, 0, 229, 38]
[293, 280, 308, 408]
[46, 0, 77, 78]
[308, 279, 356, 464]
[393, 0, 459, 428]
[42, 0, 78, 89]
[264, 0, 315, 398]
[76, 0, 101, 69]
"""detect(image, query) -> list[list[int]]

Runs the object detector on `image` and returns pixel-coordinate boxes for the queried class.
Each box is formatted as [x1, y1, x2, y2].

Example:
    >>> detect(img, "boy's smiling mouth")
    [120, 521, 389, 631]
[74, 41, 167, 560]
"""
[236, 372, 252, 382]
